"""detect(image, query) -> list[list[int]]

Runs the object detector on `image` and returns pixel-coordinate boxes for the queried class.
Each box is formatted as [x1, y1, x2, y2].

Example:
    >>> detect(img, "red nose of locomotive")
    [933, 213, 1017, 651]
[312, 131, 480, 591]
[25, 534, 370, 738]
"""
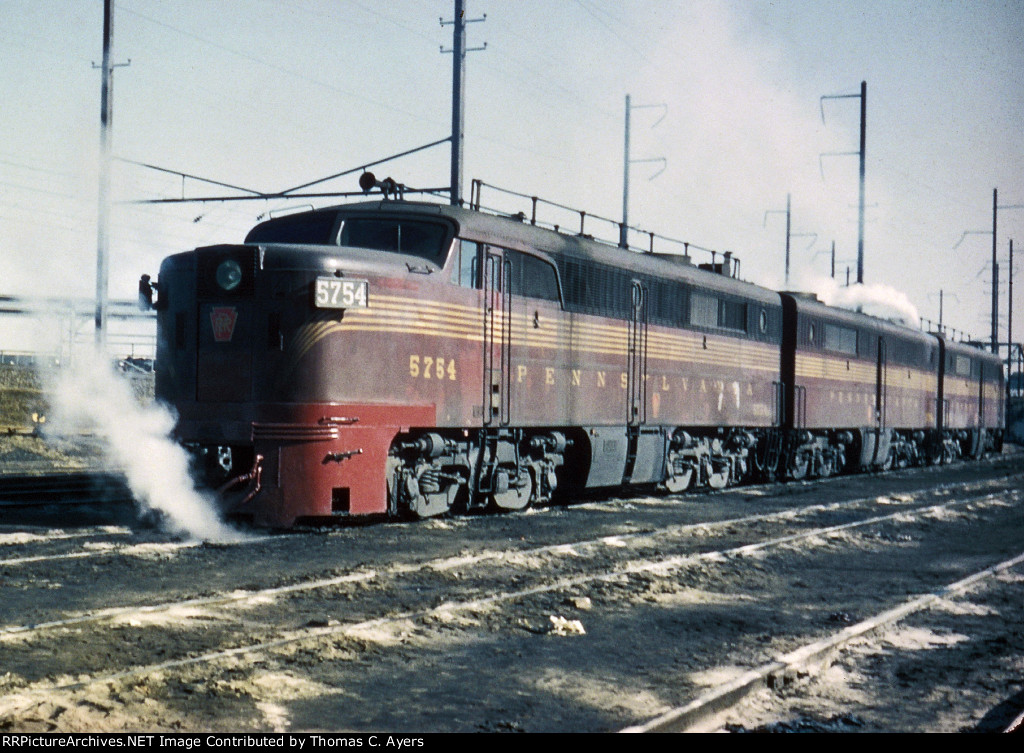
[157, 242, 435, 527]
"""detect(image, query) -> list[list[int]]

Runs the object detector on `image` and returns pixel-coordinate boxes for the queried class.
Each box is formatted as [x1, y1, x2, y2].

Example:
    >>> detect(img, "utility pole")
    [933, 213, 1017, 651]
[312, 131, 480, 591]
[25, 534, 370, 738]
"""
[764, 194, 815, 287]
[929, 290, 958, 334]
[820, 80, 867, 284]
[619, 95, 666, 248]
[441, 0, 485, 207]
[92, 0, 129, 347]
[785, 193, 791, 285]
[1009, 239, 1014, 398]
[621, 94, 630, 247]
[857, 80, 866, 285]
[94, 0, 114, 346]
[961, 192, 1024, 355]
[992, 188, 998, 352]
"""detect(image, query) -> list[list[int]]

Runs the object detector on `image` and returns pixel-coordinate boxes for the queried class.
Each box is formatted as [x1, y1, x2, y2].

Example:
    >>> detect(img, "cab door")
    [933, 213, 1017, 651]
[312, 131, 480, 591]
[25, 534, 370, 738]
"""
[623, 279, 665, 485]
[482, 248, 511, 426]
[626, 279, 648, 427]
[873, 335, 890, 465]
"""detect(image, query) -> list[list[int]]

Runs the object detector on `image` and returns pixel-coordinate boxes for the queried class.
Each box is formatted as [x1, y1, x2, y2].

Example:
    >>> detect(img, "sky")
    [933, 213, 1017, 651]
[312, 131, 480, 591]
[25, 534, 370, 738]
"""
[1, 0, 1022, 357]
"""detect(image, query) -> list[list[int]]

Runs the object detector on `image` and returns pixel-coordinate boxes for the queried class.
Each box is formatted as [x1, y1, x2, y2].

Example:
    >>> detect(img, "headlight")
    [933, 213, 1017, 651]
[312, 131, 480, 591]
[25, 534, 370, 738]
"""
[216, 260, 243, 291]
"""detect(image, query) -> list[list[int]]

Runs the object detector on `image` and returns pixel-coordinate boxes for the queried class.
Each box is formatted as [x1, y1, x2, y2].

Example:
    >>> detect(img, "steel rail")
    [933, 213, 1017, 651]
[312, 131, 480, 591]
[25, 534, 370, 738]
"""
[621, 549, 1024, 733]
[4, 486, 1017, 698]
[1, 474, 1014, 628]
[0, 472, 133, 507]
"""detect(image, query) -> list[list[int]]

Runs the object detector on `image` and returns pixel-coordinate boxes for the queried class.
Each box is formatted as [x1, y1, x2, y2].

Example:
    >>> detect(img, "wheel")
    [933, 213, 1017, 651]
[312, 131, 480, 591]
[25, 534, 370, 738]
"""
[790, 453, 809, 481]
[491, 468, 532, 510]
[664, 466, 694, 493]
[400, 466, 458, 519]
[707, 463, 730, 490]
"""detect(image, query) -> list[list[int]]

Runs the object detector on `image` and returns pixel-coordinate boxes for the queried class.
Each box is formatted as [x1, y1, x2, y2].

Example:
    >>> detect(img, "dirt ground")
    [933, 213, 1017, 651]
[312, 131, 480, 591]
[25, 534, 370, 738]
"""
[0, 451, 1022, 733]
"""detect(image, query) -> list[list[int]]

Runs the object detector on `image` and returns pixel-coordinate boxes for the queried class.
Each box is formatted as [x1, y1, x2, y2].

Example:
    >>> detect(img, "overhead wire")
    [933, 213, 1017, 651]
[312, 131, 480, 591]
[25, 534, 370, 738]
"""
[115, 3, 441, 125]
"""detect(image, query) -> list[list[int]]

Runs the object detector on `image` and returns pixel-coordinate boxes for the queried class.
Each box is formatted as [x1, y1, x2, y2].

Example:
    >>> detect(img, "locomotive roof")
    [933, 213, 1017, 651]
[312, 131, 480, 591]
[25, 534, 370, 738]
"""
[251, 200, 995, 357]
[940, 334, 1004, 365]
[780, 290, 935, 346]
[320, 199, 780, 306]
[783, 291, 1002, 366]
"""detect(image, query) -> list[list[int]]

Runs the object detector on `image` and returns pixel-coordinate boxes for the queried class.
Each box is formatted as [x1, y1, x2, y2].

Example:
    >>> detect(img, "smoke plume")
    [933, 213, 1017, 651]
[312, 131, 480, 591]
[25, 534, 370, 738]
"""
[798, 274, 920, 327]
[40, 347, 245, 542]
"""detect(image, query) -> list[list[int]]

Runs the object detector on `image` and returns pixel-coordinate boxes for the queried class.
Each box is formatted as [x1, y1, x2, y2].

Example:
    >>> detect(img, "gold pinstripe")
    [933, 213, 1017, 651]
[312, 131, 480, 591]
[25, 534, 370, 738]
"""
[330, 294, 780, 370]
[795, 353, 938, 391]
[289, 319, 346, 365]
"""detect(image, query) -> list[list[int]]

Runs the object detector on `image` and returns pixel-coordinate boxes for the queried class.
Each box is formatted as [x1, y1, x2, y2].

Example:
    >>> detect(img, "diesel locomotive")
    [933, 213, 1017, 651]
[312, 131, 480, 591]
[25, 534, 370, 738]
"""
[148, 189, 1005, 527]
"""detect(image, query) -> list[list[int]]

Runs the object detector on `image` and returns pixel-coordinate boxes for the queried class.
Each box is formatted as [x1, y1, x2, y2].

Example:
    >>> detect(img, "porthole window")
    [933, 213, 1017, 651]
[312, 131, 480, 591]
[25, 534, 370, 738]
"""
[759, 309, 768, 333]
[808, 323, 816, 343]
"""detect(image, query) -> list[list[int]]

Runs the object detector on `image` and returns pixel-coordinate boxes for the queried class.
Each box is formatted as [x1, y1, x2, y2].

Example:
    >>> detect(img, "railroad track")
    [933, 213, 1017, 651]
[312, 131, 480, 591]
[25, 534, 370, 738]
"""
[0, 462, 1020, 732]
[0, 486, 1000, 640]
[622, 548, 1024, 732]
[0, 472, 133, 507]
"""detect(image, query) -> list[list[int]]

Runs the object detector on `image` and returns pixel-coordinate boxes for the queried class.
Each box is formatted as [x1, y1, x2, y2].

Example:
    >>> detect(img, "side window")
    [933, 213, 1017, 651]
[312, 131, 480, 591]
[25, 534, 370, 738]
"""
[505, 249, 560, 302]
[824, 324, 858, 355]
[689, 293, 746, 332]
[454, 240, 479, 288]
[719, 299, 747, 332]
[504, 249, 524, 295]
[649, 280, 687, 327]
[690, 293, 718, 328]
[520, 253, 559, 302]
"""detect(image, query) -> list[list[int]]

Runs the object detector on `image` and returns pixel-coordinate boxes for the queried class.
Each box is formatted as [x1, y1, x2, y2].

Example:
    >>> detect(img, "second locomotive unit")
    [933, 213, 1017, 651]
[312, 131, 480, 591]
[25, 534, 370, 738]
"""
[149, 189, 1004, 527]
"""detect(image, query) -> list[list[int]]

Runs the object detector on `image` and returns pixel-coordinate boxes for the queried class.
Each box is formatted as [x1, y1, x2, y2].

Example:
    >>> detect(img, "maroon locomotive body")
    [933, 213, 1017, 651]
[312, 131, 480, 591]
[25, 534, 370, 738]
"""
[151, 198, 1004, 527]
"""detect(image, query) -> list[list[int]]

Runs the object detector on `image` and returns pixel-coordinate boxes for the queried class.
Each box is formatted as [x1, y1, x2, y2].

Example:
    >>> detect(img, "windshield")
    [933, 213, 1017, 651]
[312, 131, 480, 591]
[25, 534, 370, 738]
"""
[244, 211, 338, 244]
[339, 218, 450, 264]
[243, 213, 451, 265]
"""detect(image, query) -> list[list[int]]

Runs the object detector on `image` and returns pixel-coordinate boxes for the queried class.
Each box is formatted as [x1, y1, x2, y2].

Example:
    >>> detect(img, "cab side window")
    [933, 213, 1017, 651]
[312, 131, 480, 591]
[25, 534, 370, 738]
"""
[506, 249, 560, 302]
[454, 240, 479, 288]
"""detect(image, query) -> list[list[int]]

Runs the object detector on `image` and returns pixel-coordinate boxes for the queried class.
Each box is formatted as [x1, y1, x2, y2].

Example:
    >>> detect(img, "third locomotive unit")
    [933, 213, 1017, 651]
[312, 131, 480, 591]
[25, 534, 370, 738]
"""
[147, 189, 1005, 527]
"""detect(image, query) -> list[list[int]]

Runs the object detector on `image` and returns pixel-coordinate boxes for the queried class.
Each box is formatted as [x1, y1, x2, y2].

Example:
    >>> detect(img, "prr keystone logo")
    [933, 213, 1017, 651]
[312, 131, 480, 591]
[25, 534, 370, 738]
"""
[210, 307, 238, 342]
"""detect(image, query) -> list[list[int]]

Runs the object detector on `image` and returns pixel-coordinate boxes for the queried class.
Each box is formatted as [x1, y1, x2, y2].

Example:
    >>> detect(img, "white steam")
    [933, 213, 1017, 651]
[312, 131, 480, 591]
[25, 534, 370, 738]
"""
[795, 273, 920, 327]
[41, 348, 244, 542]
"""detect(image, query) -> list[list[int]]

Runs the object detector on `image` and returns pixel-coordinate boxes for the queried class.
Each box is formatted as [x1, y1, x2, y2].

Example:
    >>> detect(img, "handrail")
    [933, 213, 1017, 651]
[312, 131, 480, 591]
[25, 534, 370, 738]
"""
[470, 179, 741, 279]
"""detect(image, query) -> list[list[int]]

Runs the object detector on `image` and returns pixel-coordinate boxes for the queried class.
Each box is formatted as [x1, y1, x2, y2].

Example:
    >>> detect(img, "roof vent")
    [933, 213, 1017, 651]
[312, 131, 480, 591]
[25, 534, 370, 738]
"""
[652, 253, 693, 266]
[782, 291, 820, 302]
[698, 251, 733, 276]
